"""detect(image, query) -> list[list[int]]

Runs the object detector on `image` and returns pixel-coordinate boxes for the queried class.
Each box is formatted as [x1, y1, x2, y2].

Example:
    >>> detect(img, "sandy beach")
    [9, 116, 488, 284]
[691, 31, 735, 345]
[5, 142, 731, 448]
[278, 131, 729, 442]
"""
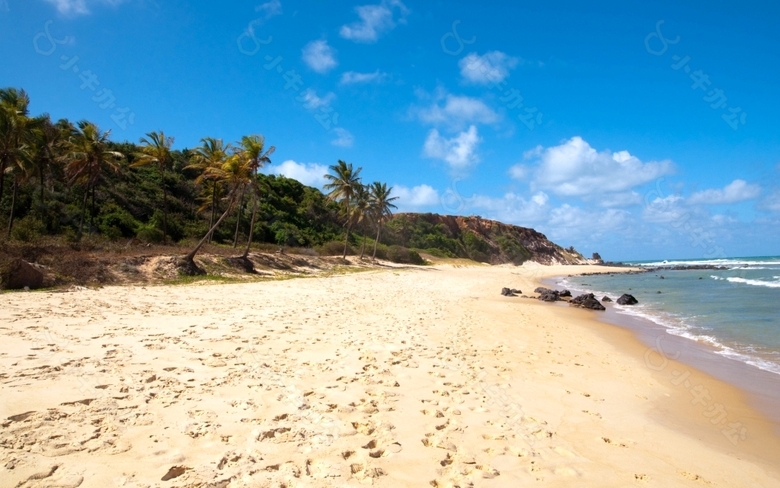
[2, 262, 780, 487]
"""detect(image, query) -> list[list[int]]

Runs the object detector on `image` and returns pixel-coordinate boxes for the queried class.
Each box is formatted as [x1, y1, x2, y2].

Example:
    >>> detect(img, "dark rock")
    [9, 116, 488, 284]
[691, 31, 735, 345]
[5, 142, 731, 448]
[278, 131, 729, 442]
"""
[570, 293, 606, 311]
[616, 294, 639, 305]
[534, 286, 549, 294]
[537, 289, 561, 302]
[1, 259, 44, 290]
[660, 276, 665, 279]
[602, 296, 612, 302]
[161, 465, 189, 481]
[559, 289, 572, 297]
[501, 287, 517, 297]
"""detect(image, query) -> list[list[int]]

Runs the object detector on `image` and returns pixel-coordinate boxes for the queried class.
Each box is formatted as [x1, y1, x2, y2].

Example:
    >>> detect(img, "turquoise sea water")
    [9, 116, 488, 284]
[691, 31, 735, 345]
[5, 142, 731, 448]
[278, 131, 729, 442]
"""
[561, 256, 780, 376]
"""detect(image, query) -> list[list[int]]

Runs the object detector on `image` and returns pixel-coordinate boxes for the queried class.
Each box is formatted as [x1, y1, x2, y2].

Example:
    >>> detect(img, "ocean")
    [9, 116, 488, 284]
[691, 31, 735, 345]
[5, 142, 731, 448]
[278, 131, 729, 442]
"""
[559, 256, 780, 377]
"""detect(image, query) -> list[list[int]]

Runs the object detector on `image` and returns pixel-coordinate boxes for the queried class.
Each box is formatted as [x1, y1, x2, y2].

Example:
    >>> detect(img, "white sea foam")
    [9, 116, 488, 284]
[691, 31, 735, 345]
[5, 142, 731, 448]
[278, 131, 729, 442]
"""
[725, 277, 780, 289]
[637, 259, 780, 268]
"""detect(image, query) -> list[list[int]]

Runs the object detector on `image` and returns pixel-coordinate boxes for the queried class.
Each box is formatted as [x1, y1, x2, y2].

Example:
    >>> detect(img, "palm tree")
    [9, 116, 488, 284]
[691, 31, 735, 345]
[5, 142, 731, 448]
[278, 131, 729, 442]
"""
[323, 160, 362, 259]
[186, 137, 231, 242]
[132, 131, 174, 243]
[351, 184, 371, 259]
[0, 88, 30, 206]
[184, 153, 251, 263]
[238, 135, 275, 258]
[368, 182, 398, 261]
[62, 121, 125, 238]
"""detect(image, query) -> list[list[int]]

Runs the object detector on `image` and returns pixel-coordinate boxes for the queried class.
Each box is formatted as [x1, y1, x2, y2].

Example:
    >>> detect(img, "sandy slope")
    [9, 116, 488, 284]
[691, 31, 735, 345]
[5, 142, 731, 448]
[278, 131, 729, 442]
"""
[1, 263, 779, 487]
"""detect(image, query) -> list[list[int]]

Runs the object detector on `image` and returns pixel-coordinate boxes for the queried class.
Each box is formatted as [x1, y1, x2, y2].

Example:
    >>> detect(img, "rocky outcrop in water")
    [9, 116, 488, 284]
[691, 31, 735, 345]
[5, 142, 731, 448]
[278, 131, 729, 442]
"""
[616, 294, 639, 305]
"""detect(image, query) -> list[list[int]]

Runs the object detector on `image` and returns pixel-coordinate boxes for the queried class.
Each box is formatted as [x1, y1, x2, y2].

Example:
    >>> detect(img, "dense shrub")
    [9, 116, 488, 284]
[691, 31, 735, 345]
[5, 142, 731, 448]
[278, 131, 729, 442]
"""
[387, 245, 425, 265]
[317, 240, 354, 256]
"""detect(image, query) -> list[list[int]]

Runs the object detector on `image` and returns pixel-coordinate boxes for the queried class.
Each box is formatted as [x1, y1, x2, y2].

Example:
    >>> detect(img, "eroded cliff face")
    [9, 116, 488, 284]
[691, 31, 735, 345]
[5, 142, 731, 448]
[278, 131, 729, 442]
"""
[391, 213, 588, 265]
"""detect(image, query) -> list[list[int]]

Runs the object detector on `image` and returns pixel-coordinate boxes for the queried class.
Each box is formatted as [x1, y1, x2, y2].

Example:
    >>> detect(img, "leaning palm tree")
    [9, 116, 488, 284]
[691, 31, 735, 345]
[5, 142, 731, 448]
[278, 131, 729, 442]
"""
[132, 131, 174, 243]
[237, 135, 274, 257]
[186, 137, 231, 242]
[62, 121, 124, 238]
[368, 182, 398, 261]
[184, 153, 251, 264]
[323, 160, 362, 259]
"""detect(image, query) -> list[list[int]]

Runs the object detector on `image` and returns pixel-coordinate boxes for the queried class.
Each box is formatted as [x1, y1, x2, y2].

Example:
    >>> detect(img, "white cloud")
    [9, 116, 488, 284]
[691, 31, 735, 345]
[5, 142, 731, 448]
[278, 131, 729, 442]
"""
[529, 136, 674, 198]
[416, 92, 498, 130]
[339, 70, 387, 85]
[298, 88, 335, 109]
[470, 191, 550, 225]
[642, 195, 687, 223]
[302, 40, 337, 73]
[688, 179, 761, 205]
[43, 0, 129, 15]
[339, 0, 409, 43]
[598, 191, 643, 208]
[255, 0, 282, 18]
[394, 184, 439, 208]
[331, 128, 354, 148]
[508, 164, 527, 180]
[459, 51, 519, 85]
[267, 160, 328, 188]
[423, 125, 481, 171]
[760, 191, 780, 212]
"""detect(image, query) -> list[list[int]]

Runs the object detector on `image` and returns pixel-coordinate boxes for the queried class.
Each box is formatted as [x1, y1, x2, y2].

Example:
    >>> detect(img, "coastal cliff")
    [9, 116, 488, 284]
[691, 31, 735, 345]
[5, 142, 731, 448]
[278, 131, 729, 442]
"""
[387, 213, 588, 265]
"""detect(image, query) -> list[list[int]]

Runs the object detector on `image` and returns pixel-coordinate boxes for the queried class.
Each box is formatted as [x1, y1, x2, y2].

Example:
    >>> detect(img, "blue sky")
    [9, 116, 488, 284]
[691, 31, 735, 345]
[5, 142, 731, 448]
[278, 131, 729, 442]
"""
[2, 0, 779, 260]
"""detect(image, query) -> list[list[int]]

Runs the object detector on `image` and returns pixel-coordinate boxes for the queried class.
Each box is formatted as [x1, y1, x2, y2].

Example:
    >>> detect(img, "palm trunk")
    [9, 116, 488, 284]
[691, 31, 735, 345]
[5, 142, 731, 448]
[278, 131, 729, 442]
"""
[342, 196, 351, 259]
[360, 227, 366, 259]
[90, 184, 96, 233]
[39, 162, 46, 204]
[243, 184, 259, 258]
[372, 224, 381, 261]
[161, 167, 168, 245]
[186, 191, 237, 263]
[0, 159, 6, 204]
[78, 187, 89, 238]
[232, 186, 246, 248]
[208, 183, 217, 243]
[6, 176, 18, 238]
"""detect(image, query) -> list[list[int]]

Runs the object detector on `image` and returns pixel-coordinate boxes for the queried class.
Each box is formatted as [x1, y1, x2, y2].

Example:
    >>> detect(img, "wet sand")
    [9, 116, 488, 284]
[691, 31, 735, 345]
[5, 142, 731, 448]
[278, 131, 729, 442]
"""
[1, 262, 779, 487]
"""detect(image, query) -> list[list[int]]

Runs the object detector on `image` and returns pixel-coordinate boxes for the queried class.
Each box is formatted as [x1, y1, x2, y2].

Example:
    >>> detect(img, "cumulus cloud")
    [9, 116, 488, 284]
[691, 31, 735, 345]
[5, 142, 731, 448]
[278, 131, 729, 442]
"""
[415, 92, 498, 130]
[470, 191, 550, 225]
[331, 127, 354, 148]
[298, 89, 335, 109]
[529, 136, 674, 198]
[267, 160, 328, 187]
[423, 125, 481, 171]
[687, 179, 761, 205]
[339, 70, 387, 85]
[459, 51, 520, 85]
[339, 0, 409, 43]
[255, 0, 282, 18]
[302, 40, 337, 73]
[393, 184, 439, 208]
[43, 0, 129, 15]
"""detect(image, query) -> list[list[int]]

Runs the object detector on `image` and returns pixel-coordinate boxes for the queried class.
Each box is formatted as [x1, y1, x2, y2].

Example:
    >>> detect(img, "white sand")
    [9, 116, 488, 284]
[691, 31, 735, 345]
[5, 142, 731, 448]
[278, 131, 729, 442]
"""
[2, 263, 779, 487]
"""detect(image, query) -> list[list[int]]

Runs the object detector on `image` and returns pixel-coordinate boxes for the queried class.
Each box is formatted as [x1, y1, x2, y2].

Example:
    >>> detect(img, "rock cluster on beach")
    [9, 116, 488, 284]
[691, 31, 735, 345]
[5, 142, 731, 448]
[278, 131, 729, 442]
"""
[570, 293, 606, 311]
[523, 287, 639, 312]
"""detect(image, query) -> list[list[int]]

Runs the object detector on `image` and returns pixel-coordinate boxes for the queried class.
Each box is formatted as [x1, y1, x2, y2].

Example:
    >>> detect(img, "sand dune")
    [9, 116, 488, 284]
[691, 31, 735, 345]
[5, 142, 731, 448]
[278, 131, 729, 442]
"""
[1, 263, 779, 487]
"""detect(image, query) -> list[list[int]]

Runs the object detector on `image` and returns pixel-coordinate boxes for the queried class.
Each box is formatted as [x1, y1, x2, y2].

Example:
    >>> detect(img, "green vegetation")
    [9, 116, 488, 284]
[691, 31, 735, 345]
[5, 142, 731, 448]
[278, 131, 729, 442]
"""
[0, 87, 425, 266]
[0, 87, 562, 273]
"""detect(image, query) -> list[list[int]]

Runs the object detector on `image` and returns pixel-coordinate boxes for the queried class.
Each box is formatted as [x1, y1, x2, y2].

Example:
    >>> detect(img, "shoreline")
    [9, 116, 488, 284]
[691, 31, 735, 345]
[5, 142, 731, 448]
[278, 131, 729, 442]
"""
[543, 271, 780, 430]
[2, 263, 780, 486]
